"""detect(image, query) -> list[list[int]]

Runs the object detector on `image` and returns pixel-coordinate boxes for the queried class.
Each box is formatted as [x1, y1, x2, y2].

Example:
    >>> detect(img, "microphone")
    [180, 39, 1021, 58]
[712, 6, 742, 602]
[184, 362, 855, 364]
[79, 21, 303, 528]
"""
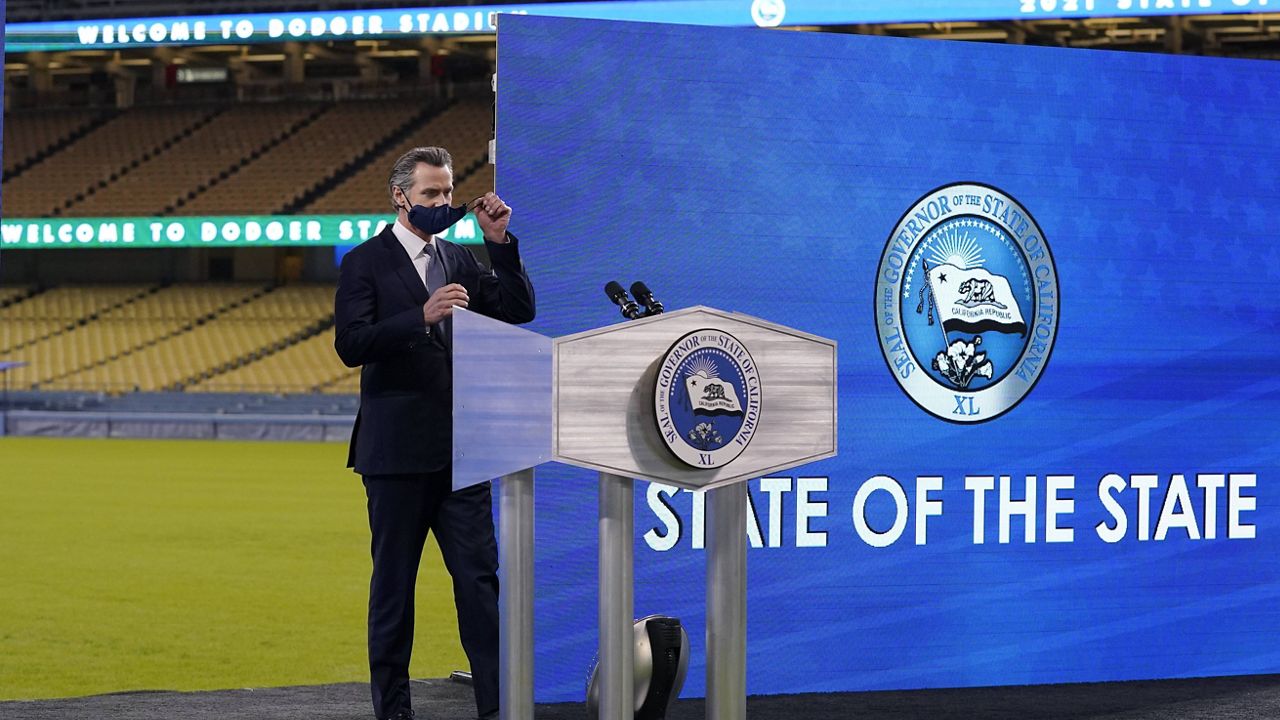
[604, 280, 643, 320]
[630, 281, 664, 316]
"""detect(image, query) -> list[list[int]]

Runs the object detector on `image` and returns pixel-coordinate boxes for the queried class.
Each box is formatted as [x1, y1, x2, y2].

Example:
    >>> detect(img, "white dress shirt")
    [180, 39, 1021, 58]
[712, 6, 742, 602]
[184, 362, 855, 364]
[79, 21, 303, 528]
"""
[392, 218, 439, 290]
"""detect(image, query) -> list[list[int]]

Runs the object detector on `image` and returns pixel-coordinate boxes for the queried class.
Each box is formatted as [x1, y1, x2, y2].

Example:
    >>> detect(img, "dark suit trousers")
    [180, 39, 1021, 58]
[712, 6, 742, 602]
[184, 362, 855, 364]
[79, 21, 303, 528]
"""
[364, 469, 499, 719]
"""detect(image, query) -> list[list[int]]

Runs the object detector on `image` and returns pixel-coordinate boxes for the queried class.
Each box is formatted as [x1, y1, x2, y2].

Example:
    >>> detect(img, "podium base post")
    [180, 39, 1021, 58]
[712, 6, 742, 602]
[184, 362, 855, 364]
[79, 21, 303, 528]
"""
[598, 472, 635, 720]
[499, 469, 535, 720]
[707, 482, 747, 720]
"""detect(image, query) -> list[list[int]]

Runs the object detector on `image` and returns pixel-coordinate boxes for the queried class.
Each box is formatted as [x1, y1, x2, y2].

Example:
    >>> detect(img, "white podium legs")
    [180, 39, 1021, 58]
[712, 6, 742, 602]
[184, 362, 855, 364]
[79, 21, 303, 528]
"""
[598, 472, 635, 720]
[499, 469, 535, 720]
[707, 483, 747, 720]
[594, 476, 748, 720]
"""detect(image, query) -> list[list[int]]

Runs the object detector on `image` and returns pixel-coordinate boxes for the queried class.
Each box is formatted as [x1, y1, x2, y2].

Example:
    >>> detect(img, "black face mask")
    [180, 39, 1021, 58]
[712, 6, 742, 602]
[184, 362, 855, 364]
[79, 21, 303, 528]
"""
[404, 202, 468, 236]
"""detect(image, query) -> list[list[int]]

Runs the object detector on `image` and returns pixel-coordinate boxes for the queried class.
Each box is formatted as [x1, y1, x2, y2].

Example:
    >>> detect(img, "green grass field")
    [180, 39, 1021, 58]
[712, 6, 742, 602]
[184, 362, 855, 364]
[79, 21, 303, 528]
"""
[0, 437, 466, 701]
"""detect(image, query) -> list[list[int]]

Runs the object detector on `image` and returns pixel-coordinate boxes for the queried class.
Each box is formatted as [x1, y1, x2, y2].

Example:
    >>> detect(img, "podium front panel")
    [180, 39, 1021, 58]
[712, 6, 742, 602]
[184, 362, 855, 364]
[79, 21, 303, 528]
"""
[554, 306, 835, 490]
[452, 307, 553, 490]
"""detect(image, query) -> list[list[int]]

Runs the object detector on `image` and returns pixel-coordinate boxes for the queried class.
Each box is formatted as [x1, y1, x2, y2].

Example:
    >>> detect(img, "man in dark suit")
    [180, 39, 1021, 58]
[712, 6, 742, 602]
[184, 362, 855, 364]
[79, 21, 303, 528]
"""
[334, 146, 535, 720]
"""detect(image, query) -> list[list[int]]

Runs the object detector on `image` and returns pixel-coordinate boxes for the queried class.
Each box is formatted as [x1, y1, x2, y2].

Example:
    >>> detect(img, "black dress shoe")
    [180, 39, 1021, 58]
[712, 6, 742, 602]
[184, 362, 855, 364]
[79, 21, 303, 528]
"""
[478, 711, 498, 720]
[387, 710, 415, 720]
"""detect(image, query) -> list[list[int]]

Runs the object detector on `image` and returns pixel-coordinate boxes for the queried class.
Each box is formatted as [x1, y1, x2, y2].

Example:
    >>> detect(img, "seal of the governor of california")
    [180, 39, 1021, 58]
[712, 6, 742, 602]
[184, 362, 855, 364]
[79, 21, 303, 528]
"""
[875, 182, 1059, 423]
[654, 328, 761, 468]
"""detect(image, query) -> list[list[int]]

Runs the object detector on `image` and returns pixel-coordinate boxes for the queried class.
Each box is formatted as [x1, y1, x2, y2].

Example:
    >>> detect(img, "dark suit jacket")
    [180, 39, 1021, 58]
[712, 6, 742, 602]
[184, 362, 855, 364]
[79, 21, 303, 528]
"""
[334, 224, 535, 475]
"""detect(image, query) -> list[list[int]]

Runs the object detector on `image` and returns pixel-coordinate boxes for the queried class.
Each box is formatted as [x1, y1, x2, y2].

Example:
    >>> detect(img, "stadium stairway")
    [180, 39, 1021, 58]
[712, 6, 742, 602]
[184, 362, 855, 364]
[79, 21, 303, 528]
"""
[280, 98, 452, 215]
[2, 109, 118, 183]
[160, 103, 333, 216]
[51, 107, 228, 218]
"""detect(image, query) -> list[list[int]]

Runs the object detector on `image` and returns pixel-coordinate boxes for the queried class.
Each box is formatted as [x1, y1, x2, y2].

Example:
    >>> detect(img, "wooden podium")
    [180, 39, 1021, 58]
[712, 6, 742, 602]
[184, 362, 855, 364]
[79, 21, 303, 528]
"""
[452, 306, 837, 720]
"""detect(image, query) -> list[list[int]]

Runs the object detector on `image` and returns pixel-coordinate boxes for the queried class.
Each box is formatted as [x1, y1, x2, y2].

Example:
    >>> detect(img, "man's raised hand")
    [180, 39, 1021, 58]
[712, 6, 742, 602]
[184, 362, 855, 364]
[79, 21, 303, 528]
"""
[472, 192, 512, 243]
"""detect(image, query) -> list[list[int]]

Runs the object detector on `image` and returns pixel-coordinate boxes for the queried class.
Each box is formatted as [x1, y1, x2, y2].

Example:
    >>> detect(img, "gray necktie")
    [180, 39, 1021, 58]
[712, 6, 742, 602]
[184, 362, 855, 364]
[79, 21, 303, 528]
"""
[423, 242, 451, 350]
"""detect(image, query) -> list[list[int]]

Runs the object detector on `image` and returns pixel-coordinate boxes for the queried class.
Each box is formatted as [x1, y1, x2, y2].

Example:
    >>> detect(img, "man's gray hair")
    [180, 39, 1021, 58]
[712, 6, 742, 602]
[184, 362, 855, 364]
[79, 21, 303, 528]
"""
[388, 146, 453, 212]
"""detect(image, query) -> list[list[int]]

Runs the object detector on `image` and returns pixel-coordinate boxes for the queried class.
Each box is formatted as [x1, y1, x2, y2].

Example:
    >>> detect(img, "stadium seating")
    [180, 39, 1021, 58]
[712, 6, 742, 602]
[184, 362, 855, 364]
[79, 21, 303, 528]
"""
[0, 285, 154, 354]
[189, 328, 359, 394]
[0, 285, 34, 307]
[69, 103, 325, 217]
[454, 160, 495, 204]
[177, 99, 434, 215]
[306, 97, 494, 213]
[3, 95, 493, 219]
[2, 108, 108, 175]
[3, 284, 248, 390]
[317, 368, 361, 395]
[2, 389, 359, 416]
[1, 106, 219, 217]
[0, 283, 355, 394]
[1, 92, 498, 399]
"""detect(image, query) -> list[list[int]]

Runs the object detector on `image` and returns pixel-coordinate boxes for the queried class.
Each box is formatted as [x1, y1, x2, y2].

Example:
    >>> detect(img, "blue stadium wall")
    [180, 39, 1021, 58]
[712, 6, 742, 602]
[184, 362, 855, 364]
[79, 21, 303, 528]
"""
[496, 15, 1280, 702]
